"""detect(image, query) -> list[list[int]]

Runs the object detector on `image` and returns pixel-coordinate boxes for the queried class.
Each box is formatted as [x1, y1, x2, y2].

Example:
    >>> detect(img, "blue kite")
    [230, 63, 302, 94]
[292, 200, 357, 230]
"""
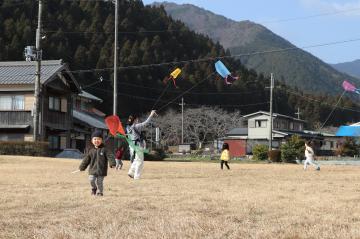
[215, 60, 239, 85]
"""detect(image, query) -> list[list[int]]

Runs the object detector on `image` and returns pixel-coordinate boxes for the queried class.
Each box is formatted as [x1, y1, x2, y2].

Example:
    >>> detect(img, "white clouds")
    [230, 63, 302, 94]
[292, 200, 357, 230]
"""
[300, 0, 360, 16]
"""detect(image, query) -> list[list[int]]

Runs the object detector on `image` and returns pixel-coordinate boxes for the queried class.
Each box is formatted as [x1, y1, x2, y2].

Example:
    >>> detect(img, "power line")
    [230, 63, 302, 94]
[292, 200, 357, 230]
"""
[46, 37, 360, 75]
[87, 86, 269, 108]
[281, 88, 360, 113]
[259, 7, 360, 24]
[1, 36, 360, 78]
[40, 7, 360, 35]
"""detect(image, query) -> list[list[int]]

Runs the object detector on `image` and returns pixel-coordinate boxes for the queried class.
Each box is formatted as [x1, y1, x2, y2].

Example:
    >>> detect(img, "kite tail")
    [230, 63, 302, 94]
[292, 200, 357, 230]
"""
[115, 133, 149, 154]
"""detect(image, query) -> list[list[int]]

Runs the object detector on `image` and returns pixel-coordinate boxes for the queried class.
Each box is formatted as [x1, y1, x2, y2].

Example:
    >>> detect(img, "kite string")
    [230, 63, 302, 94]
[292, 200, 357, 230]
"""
[158, 72, 216, 112]
[309, 90, 346, 141]
[317, 90, 346, 131]
[152, 80, 170, 110]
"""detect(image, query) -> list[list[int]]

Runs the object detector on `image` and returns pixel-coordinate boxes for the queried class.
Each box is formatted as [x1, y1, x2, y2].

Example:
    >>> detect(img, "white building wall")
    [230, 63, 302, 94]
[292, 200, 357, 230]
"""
[248, 115, 271, 139]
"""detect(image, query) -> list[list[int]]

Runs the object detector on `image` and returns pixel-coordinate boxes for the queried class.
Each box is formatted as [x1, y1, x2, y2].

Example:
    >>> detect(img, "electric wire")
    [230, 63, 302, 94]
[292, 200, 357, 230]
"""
[2, 37, 360, 78]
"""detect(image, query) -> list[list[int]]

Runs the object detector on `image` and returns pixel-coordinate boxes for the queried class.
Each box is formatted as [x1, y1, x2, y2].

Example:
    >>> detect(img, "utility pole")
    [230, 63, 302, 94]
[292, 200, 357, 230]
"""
[33, 0, 42, 141]
[179, 97, 185, 144]
[113, 0, 118, 115]
[269, 73, 274, 151]
[295, 107, 301, 119]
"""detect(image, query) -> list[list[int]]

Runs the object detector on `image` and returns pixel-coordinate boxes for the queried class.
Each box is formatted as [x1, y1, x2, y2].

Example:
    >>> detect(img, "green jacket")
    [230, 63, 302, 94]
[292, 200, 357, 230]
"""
[79, 145, 115, 176]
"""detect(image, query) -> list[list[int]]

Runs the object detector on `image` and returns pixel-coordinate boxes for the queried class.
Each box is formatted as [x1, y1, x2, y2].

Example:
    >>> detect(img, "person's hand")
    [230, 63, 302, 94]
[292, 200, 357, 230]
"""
[150, 110, 157, 116]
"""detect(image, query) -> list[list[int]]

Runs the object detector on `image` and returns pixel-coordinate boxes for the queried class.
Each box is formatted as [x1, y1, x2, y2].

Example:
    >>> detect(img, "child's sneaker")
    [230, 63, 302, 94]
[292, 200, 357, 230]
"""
[128, 174, 134, 178]
[91, 188, 97, 195]
[96, 192, 103, 196]
[316, 167, 320, 171]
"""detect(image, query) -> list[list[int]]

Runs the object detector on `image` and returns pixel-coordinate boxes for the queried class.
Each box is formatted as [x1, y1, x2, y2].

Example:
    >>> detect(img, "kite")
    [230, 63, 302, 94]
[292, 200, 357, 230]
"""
[342, 80, 360, 94]
[215, 60, 239, 85]
[105, 115, 148, 154]
[163, 68, 182, 88]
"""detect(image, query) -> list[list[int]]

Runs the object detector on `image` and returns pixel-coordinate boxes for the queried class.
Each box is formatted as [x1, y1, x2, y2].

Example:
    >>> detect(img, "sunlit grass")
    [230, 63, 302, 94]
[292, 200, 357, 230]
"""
[1, 155, 360, 238]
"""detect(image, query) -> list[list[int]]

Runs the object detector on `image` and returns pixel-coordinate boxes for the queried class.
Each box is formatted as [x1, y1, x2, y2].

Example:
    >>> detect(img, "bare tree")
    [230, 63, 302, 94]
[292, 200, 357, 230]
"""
[152, 106, 243, 148]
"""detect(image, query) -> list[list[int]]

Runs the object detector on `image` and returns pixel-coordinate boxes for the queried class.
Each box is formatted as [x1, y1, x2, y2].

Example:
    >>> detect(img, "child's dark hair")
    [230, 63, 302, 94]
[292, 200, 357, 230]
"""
[306, 140, 312, 146]
[222, 143, 229, 150]
[127, 115, 138, 126]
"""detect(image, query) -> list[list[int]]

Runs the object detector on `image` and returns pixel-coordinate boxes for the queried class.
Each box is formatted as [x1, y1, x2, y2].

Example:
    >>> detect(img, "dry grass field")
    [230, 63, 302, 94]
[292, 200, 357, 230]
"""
[1, 155, 360, 239]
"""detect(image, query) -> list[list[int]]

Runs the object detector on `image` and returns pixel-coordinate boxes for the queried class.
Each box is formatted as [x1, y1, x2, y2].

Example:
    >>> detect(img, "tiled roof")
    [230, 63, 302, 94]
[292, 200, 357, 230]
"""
[242, 111, 306, 122]
[0, 60, 65, 85]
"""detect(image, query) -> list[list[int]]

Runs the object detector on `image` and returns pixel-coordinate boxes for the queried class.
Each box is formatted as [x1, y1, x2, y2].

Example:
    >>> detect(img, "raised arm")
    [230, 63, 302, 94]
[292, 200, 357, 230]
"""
[133, 110, 157, 131]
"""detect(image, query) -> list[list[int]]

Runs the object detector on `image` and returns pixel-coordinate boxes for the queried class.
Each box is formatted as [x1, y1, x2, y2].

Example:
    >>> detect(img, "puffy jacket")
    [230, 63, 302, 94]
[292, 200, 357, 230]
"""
[220, 149, 230, 161]
[79, 145, 115, 176]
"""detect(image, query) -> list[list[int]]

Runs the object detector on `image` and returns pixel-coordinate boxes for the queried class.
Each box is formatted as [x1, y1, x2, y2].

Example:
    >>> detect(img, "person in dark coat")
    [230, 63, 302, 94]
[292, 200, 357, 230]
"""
[79, 130, 115, 196]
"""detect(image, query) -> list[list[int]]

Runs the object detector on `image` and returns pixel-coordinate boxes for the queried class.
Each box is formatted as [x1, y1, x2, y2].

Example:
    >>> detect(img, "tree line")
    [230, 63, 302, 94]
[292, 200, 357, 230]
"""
[0, 0, 359, 128]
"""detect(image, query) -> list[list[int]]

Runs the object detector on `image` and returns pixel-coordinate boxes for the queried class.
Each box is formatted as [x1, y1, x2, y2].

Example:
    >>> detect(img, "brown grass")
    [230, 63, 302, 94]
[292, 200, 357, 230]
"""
[1, 155, 360, 239]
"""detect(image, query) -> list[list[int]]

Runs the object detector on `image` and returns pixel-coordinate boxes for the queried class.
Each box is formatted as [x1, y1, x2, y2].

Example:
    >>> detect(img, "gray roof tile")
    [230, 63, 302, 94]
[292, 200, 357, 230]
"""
[0, 60, 64, 85]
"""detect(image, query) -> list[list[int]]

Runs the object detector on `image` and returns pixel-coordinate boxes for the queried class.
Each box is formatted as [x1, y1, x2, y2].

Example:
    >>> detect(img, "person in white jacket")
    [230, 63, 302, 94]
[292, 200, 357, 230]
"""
[304, 141, 320, 171]
[127, 110, 156, 179]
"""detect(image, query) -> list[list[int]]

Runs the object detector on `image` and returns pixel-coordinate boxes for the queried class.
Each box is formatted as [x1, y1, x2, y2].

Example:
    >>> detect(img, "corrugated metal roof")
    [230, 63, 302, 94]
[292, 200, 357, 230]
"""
[0, 60, 64, 85]
[73, 110, 107, 129]
[78, 90, 103, 102]
[226, 128, 248, 136]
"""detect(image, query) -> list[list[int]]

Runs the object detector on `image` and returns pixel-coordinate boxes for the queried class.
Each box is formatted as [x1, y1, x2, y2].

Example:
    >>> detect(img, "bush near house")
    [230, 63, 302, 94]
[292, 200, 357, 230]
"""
[336, 137, 360, 157]
[0, 141, 49, 156]
[268, 149, 281, 162]
[280, 135, 305, 163]
[252, 144, 269, 161]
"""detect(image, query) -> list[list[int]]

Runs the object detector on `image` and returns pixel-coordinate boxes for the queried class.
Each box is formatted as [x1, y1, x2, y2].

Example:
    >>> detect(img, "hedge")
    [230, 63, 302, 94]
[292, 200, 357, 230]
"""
[252, 144, 269, 161]
[0, 141, 49, 156]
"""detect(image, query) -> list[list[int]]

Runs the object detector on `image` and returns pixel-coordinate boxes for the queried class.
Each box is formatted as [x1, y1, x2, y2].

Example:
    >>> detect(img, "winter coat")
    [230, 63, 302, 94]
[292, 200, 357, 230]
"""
[220, 149, 230, 161]
[79, 145, 115, 176]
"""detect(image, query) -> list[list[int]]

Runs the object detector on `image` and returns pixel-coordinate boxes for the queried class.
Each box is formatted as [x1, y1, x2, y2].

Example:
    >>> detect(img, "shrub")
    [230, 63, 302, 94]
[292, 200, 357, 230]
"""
[0, 141, 49, 156]
[280, 135, 305, 163]
[336, 137, 359, 157]
[145, 148, 166, 161]
[268, 149, 281, 162]
[252, 144, 269, 161]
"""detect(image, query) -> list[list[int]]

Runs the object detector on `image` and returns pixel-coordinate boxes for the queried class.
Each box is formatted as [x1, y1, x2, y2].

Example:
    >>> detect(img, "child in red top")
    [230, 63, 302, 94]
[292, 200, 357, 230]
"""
[115, 146, 124, 170]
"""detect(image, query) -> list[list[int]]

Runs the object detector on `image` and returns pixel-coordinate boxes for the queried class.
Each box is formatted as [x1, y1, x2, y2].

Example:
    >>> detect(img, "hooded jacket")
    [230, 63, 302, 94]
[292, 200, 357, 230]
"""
[79, 144, 115, 176]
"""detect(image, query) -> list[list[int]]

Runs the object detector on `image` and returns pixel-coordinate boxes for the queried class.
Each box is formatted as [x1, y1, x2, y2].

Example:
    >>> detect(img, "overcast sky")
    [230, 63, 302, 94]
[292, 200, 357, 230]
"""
[143, 0, 360, 64]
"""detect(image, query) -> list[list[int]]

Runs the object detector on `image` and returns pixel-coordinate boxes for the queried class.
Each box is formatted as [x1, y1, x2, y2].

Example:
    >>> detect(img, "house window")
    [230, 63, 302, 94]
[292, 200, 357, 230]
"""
[290, 122, 294, 130]
[255, 120, 267, 128]
[48, 135, 60, 149]
[0, 133, 24, 141]
[0, 95, 24, 110]
[330, 141, 334, 148]
[49, 96, 61, 111]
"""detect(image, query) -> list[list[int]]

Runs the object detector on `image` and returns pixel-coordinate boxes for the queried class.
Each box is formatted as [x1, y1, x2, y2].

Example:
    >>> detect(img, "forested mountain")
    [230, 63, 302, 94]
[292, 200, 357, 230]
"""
[153, 2, 360, 95]
[332, 60, 360, 79]
[0, 0, 359, 127]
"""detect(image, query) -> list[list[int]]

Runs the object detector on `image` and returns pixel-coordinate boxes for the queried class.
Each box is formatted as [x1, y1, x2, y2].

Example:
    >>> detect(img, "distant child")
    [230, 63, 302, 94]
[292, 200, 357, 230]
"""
[304, 141, 320, 171]
[127, 110, 157, 179]
[220, 143, 230, 170]
[115, 145, 125, 170]
[79, 130, 115, 196]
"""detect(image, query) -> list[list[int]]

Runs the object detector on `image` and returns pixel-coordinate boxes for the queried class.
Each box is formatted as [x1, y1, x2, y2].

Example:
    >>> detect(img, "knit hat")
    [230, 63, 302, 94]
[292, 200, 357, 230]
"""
[91, 130, 103, 139]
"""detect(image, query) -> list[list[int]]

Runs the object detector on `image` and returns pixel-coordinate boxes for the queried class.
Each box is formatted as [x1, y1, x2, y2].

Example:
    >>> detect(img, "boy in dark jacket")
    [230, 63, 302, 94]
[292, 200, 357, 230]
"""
[79, 130, 116, 196]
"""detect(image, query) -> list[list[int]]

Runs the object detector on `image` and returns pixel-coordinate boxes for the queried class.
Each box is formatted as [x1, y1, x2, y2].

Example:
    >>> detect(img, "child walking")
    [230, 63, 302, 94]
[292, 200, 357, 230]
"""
[127, 110, 156, 180]
[304, 141, 320, 171]
[115, 145, 125, 170]
[79, 130, 115, 196]
[220, 143, 230, 170]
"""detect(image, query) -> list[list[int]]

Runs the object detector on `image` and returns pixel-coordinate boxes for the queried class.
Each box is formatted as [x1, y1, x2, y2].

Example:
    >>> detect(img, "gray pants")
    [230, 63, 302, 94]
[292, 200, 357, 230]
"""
[89, 175, 104, 193]
[115, 159, 123, 170]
